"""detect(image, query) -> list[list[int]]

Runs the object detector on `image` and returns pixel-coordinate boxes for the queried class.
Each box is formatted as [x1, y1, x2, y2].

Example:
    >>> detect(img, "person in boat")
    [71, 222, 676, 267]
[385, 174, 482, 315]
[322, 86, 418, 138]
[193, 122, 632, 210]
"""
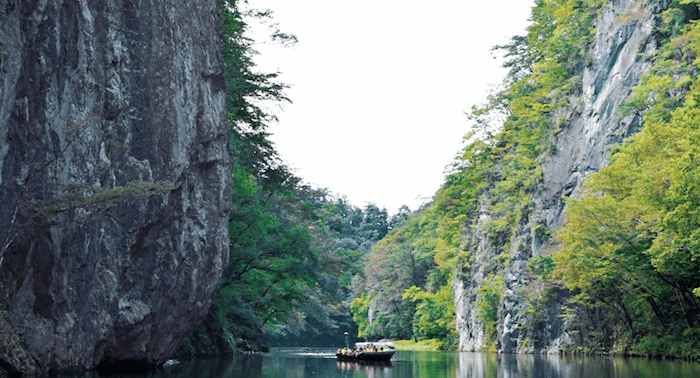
[338, 347, 352, 356]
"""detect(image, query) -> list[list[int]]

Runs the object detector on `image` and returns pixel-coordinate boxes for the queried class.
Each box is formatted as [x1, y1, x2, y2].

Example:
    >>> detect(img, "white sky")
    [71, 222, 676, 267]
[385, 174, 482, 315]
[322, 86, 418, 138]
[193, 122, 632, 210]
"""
[249, 1, 534, 213]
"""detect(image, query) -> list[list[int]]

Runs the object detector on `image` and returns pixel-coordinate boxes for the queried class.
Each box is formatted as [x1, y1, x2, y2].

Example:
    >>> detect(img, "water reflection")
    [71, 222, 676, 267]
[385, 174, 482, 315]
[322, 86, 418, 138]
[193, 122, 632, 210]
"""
[457, 352, 700, 378]
[57, 348, 700, 378]
[336, 361, 393, 378]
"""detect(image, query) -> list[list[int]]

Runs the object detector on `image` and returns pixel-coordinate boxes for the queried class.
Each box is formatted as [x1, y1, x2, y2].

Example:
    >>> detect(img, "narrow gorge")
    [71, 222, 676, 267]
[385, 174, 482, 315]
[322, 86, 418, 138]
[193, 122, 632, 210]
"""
[1, 0, 699, 376]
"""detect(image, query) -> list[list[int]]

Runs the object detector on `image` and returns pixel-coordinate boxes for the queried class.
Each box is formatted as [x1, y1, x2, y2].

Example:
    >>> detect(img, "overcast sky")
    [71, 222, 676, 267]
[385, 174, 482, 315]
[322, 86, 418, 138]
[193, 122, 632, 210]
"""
[248, 1, 534, 213]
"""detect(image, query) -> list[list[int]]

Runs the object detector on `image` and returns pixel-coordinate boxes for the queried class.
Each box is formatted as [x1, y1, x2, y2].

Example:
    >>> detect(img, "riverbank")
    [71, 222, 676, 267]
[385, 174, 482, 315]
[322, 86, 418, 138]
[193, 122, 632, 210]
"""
[391, 337, 700, 361]
[393, 339, 443, 351]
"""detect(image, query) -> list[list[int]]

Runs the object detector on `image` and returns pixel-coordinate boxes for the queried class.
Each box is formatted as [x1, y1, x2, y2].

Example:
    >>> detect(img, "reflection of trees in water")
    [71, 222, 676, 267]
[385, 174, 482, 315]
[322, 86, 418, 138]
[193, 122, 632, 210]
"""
[162, 358, 254, 378]
[457, 353, 700, 378]
[455, 353, 610, 378]
[63, 358, 248, 378]
[456, 352, 492, 378]
[58, 352, 700, 377]
[336, 361, 394, 378]
[455, 353, 602, 378]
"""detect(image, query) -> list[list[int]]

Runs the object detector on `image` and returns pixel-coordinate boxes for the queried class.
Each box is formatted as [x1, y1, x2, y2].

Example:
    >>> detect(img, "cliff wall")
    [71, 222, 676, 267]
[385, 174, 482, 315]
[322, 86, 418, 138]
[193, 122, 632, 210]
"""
[0, 0, 229, 374]
[456, 0, 666, 353]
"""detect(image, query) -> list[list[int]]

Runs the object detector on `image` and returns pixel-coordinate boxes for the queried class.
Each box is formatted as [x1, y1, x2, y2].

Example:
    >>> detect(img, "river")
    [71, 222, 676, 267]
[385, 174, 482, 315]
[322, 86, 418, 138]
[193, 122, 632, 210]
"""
[55, 347, 700, 377]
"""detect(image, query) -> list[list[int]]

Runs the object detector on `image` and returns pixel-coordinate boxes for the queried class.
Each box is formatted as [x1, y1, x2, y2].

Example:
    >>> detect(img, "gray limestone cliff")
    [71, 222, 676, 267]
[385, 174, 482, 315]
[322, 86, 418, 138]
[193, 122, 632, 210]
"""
[456, 0, 666, 353]
[0, 0, 229, 374]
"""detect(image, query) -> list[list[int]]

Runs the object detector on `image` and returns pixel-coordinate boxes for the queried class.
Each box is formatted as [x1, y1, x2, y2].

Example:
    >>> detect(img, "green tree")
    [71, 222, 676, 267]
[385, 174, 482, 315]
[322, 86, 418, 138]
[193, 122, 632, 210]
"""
[476, 274, 504, 346]
[184, 0, 387, 353]
[554, 12, 700, 358]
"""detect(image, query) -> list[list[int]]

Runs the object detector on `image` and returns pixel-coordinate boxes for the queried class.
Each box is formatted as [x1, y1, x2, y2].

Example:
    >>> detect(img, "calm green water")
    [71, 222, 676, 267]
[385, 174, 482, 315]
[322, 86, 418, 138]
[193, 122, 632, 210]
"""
[62, 348, 700, 377]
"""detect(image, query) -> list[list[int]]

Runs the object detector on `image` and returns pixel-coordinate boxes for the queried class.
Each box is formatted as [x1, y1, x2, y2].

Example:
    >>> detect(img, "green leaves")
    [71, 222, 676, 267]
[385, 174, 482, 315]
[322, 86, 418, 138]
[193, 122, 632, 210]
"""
[348, 0, 700, 356]
[221, 0, 290, 183]
[528, 255, 555, 280]
[553, 19, 700, 354]
[350, 294, 371, 338]
[351, 0, 608, 350]
[402, 284, 456, 346]
[476, 274, 504, 345]
[203, 1, 394, 350]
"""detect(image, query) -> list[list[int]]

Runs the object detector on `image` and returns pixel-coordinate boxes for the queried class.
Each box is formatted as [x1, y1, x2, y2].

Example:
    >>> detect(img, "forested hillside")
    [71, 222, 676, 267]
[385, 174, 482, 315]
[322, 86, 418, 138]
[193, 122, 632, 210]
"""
[179, 0, 400, 355]
[352, 0, 700, 359]
[554, 11, 700, 356]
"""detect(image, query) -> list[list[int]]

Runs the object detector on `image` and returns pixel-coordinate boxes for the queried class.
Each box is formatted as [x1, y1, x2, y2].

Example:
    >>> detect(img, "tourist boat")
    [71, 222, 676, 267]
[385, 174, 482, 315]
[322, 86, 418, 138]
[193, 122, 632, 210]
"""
[336, 341, 396, 362]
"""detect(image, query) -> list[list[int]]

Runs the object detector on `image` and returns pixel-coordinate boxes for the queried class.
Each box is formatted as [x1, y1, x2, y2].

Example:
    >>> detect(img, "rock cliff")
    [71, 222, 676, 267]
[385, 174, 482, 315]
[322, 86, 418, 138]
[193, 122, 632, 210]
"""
[0, 0, 229, 374]
[456, 0, 666, 353]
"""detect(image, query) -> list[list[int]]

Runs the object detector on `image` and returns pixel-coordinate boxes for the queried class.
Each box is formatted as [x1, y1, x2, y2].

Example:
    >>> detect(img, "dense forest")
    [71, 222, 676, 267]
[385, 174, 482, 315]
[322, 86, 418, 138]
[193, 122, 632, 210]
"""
[178, 0, 406, 355]
[350, 0, 700, 359]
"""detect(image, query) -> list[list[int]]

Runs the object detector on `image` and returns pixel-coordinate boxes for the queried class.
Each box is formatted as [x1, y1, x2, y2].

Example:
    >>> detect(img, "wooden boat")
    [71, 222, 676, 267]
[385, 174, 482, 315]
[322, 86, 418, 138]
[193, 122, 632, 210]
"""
[335, 350, 395, 362]
[336, 341, 395, 362]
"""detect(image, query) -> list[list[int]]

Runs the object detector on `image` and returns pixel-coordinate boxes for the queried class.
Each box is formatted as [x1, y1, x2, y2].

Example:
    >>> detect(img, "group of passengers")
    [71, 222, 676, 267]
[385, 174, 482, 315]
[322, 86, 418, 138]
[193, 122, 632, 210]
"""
[337, 344, 386, 356]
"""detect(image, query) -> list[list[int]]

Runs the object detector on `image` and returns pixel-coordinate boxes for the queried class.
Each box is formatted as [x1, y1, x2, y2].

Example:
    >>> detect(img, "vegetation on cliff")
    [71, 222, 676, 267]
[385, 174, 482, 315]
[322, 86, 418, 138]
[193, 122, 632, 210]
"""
[350, 0, 606, 350]
[554, 7, 700, 358]
[182, 0, 397, 354]
[350, 0, 700, 357]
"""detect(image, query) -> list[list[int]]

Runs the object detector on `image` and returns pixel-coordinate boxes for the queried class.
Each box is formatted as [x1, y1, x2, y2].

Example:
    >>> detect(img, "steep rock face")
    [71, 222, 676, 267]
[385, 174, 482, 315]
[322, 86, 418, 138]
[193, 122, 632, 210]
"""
[456, 0, 664, 353]
[0, 0, 229, 374]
